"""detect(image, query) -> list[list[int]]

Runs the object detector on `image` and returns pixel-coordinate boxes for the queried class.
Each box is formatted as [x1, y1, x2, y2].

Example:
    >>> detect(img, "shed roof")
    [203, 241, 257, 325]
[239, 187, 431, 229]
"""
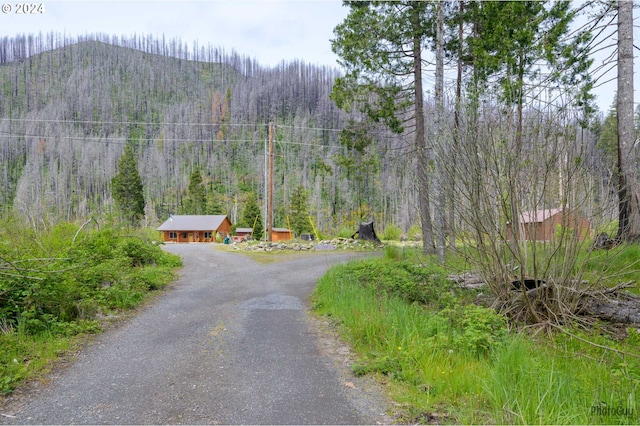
[235, 228, 253, 233]
[157, 215, 229, 231]
[272, 228, 292, 233]
[519, 208, 563, 224]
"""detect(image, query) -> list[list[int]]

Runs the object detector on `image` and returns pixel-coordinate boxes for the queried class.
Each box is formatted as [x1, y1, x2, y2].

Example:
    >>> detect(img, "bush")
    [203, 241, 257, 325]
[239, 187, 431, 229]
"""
[382, 224, 403, 241]
[341, 258, 453, 308]
[443, 304, 508, 357]
[407, 224, 422, 241]
[116, 236, 162, 267]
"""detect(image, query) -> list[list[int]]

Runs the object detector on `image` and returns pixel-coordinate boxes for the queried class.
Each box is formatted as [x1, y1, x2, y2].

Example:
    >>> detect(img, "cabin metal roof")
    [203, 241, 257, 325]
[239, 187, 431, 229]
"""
[157, 215, 229, 231]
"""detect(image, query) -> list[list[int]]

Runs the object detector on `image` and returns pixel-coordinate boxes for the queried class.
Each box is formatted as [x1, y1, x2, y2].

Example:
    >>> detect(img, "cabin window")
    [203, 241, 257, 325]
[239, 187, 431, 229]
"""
[204, 232, 212, 239]
[182, 232, 188, 239]
[169, 232, 177, 239]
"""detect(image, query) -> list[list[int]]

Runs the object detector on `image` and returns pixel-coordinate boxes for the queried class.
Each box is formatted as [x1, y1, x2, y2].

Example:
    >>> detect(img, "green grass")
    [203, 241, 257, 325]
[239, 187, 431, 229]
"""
[312, 256, 640, 424]
[0, 329, 83, 393]
[582, 244, 640, 294]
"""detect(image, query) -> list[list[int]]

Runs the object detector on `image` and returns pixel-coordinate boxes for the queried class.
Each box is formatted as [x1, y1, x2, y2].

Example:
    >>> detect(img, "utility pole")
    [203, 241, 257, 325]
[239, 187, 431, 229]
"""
[267, 122, 274, 241]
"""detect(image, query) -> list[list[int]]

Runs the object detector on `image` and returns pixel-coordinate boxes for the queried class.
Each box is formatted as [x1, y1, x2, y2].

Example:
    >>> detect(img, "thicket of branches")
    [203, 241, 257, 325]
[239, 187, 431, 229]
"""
[330, 0, 638, 328]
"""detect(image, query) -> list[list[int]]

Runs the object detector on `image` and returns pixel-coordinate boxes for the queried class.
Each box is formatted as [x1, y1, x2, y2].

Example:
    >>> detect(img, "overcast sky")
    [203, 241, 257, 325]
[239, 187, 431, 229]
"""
[0, 0, 349, 66]
[0, 0, 635, 113]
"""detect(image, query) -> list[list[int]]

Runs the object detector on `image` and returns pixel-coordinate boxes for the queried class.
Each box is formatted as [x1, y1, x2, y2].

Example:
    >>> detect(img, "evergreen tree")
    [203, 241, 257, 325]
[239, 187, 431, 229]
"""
[289, 185, 313, 236]
[331, 1, 437, 254]
[111, 141, 145, 227]
[207, 194, 224, 215]
[242, 192, 263, 239]
[183, 169, 207, 214]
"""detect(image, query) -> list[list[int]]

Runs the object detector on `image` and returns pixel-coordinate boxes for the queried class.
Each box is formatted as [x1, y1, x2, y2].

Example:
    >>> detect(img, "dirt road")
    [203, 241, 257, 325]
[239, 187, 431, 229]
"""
[1, 244, 391, 425]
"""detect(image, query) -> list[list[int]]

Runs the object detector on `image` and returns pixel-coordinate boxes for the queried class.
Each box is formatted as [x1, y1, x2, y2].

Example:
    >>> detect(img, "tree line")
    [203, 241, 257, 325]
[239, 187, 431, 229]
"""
[0, 32, 414, 234]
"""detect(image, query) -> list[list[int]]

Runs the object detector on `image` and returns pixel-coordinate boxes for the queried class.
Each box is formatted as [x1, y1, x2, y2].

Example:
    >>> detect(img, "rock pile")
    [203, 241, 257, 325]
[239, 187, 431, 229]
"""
[232, 237, 383, 252]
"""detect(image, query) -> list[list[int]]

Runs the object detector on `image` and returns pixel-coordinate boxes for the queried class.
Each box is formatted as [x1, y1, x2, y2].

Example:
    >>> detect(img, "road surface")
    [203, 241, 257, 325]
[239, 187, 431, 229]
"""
[0, 244, 391, 425]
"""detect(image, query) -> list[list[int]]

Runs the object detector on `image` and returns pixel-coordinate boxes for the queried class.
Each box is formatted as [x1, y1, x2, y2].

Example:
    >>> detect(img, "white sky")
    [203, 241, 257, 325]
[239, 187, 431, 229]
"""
[0, 0, 635, 114]
[0, 0, 349, 67]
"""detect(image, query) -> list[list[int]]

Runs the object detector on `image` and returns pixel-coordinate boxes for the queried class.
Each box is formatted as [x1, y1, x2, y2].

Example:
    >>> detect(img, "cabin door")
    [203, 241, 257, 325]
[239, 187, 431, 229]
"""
[188, 232, 194, 243]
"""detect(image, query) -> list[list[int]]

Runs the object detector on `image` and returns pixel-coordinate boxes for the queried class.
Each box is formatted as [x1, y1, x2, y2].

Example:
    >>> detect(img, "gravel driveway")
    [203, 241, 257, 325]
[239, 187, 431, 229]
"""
[0, 244, 391, 425]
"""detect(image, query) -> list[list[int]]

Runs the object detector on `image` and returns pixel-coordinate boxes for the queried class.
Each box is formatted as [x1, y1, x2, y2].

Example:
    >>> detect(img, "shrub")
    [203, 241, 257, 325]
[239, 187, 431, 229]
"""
[407, 224, 422, 241]
[116, 236, 162, 267]
[443, 304, 508, 357]
[383, 224, 403, 241]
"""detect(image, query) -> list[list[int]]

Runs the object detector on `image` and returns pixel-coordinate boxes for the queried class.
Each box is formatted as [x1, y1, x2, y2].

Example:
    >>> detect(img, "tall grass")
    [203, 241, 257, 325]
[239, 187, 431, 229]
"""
[313, 258, 640, 424]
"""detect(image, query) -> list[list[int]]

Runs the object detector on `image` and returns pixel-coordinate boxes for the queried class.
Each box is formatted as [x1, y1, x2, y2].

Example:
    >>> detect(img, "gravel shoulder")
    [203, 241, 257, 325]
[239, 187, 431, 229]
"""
[0, 244, 394, 425]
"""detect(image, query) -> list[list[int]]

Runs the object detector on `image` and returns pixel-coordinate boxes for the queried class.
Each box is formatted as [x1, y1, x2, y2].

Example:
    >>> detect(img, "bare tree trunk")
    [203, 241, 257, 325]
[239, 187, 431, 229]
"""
[434, 0, 446, 262]
[449, 0, 464, 252]
[616, 0, 640, 240]
[414, 32, 435, 254]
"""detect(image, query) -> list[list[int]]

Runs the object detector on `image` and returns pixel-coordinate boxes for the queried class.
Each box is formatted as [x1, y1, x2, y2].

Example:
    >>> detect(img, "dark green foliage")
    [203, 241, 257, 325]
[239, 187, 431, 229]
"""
[0, 220, 182, 393]
[207, 192, 225, 215]
[466, 0, 593, 114]
[0, 221, 181, 335]
[330, 2, 423, 131]
[289, 185, 313, 236]
[111, 141, 145, 227]
[241, 192, 263, 239]
[183, 169, 208, 214]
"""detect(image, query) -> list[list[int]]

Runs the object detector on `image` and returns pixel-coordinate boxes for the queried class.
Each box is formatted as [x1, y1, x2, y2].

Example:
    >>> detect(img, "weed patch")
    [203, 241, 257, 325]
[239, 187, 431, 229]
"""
[313, 257, 640, 424]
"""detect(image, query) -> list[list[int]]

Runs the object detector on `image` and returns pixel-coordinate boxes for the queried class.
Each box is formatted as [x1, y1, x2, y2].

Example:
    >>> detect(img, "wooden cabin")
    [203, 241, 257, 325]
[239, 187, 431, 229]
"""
[157, 215, 232, 243]
[507, 208, 590, 242]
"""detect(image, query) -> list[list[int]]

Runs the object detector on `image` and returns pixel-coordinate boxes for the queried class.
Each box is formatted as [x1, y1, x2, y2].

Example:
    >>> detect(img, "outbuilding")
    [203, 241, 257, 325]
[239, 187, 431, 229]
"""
[271, 228, 293, 241]
[157, 215, 232, 243]
[507, 208, 590, 242]
[234, 227, 253, 242]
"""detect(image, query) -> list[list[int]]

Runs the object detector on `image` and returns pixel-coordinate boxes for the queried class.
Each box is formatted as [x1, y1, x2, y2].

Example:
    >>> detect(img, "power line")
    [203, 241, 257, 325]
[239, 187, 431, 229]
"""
[0, 131, 354, 151]
[0, 117, 345, 133]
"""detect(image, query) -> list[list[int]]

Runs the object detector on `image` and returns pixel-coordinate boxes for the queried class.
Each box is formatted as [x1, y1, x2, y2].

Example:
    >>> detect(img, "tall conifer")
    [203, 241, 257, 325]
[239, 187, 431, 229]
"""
[111, 142, 145, 227]
[183, 169, 207, 214]
[242, 192, 263, 240]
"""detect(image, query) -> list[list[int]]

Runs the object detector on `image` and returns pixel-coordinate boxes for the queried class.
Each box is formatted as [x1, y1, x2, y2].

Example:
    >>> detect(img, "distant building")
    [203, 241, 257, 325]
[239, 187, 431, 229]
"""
[234, 227, 253, 242]
[157, 215, 232, 243]
[271, 228, 293, 241]
[507, 208, 590, 242]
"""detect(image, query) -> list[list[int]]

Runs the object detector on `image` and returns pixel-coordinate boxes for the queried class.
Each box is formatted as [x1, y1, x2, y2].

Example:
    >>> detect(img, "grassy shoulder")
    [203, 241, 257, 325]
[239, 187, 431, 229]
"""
[311, 247, 640, 424]
[0, 222, 182, 394]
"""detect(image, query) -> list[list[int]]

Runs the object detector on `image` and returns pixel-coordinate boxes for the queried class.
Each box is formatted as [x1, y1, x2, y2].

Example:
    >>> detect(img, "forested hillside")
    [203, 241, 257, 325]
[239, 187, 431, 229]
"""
[0, 33, 415, 233]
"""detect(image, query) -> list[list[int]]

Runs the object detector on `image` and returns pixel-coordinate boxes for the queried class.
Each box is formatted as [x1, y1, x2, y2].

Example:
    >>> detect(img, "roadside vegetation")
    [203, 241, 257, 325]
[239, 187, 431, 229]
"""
[0, 219, 182, 394]
[312, 245, 640, 424]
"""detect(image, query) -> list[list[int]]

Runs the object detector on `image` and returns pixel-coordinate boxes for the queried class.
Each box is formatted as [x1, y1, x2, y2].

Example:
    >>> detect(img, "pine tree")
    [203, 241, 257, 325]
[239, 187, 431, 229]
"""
[183, 169, 207, 214]
[207, 194, 224, 215]
[331, 1, 436, 254]
[289, 185, 313, 236]
[111, 141, 145, 227]
[242, 192, 263, 240]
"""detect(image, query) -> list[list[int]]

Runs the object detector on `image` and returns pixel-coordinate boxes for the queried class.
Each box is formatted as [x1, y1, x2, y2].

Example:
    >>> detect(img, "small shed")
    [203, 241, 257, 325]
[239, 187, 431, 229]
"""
[507, 208, 590, 242]
[157, 215, 232, 243]
[234, 227, 253, 242]
[271, 228, 293, 241]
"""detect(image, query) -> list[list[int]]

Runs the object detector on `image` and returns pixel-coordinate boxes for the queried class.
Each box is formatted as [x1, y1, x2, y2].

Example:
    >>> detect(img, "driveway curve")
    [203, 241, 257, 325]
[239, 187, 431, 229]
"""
[1, 244, 390, 425]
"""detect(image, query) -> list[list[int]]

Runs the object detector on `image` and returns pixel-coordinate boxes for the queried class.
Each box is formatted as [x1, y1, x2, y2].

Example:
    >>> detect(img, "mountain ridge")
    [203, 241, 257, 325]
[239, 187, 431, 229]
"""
[0, 33, 418, 234]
